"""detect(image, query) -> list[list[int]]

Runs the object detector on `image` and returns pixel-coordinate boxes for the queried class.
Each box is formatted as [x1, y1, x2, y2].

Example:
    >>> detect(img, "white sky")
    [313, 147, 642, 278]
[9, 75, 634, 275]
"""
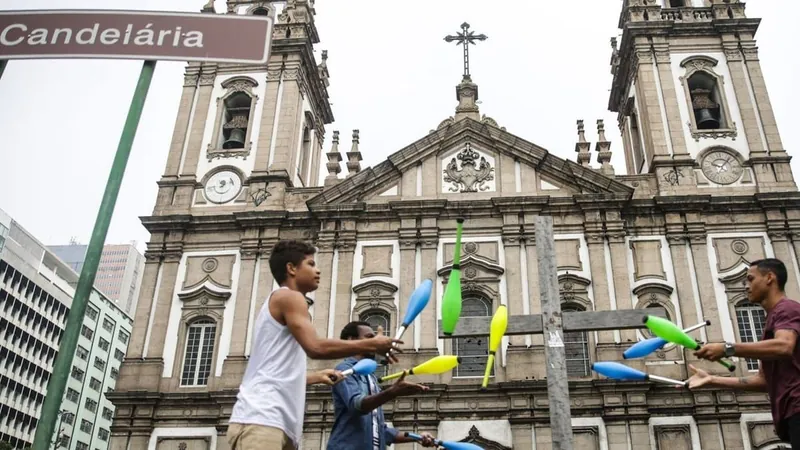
[0, 1, 797, 253]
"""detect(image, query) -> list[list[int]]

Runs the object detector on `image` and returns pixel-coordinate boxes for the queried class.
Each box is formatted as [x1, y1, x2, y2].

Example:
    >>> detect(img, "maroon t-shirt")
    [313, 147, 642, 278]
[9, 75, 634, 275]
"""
[761, 298, 800, 439]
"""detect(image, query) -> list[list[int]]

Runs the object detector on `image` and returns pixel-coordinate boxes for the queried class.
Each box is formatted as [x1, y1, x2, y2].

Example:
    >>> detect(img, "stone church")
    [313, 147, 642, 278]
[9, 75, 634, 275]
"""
[108, 0, 800, 449]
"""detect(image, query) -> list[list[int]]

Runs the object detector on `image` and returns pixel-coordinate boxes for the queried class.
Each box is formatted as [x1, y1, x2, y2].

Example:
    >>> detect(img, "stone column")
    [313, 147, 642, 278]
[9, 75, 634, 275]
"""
[501, 217, 525, 347]
[252, 67, 283, 174]
[687, 230, 723, 342]
[606, 228, 636, 342]
[604, 422, 629, 450]
[311, 229, 336, 340]
[665, 234, 701, 331]
[523, 230, 542, 346]
[145, 250, 183, 358]
[332, 227, 356, 339]
[227, 248, 258, 357]
[719, 418, 746, 449]
[628, 421, 651, 449]
[251, 238, 278, 343]
[162, 65, 201, 177]
[633, 42, 670, 162]
[418, 227, 439, 350]
[585, 219, 614, 344]
[127, 252, 163, 359]
[696, 419, 723, 450]
[268, 69, 304, 176]
[179, 65, 217, 177]
[740, 38, 785, 154]
[398, 222, 418, 349]
[768, 230, 800, 300]
[652, 38, 689, 157]
[722, 40, 767, 157]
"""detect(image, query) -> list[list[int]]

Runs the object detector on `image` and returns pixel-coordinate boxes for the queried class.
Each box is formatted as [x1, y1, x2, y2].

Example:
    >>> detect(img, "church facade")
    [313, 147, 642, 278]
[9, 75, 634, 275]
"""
[108, 0, 800, 449]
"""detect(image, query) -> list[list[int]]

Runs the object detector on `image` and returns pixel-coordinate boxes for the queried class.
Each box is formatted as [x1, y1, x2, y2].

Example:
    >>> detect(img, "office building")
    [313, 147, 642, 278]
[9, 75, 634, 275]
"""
[0, 209, 133, 449]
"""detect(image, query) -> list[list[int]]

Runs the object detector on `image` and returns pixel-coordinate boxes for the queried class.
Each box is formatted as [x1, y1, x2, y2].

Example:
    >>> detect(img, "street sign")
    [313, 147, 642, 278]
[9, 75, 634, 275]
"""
[0, 9, 273, 64]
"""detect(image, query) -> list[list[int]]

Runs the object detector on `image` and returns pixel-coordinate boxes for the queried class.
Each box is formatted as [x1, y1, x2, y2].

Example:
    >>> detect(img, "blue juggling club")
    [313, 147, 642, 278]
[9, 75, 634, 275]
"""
[591, 361, 686, 387]
[339, 359, 378, 378]
[382, 279, 433, 363]
[404, 433, 485, 450]
[623, 320, 711, 359]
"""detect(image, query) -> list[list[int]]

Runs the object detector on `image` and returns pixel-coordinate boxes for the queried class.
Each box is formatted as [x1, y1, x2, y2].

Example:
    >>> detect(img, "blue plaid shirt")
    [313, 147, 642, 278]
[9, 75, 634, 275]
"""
[327, 358, 398, 450]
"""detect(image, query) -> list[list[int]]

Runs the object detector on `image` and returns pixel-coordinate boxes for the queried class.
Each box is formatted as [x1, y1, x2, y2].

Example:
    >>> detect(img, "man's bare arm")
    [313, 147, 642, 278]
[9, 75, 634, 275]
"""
[732, 329, 796, 360]
[277, 290, 400, 359]
[707, 365, 767, 392]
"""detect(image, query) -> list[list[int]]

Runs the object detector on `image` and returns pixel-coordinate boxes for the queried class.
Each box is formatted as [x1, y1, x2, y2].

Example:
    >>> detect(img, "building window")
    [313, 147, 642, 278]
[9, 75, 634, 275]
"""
[98, 428, 110, 441]
[110, 367, 119, 380]
[76, 345, 89, 361]
[63, 412, 74, 425]
[81, 325, 93, 340]
[94, 357, 106, 371]
[114, 349, 124, 362]
[89, 377, 102, 391]
[98, 338, 109, 352]
[679, 55, 737, 140]
[85, 398, 98, 413]
[102, 407, 113, 421]
[118, 330, 129, 344]
[66, 388, 80, 403]
[75, 442, 88, 450]
[102, 318, 114, 332]
[71, 366, 84, 382]
[80, 419, 93, 433]
[86, 306, 98, 321]
[454, 294, 493, 378]
[359, 309, 391, 378]
[562, 304, 590, 377]
[180, 318, 217, 386]
[736, 302, 767, 371]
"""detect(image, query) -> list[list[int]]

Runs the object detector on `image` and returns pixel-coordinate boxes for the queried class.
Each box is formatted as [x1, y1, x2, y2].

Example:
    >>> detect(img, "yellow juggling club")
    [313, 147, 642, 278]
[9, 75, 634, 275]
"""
[378, 355, 462, 383]
[482, 305, 508, 388]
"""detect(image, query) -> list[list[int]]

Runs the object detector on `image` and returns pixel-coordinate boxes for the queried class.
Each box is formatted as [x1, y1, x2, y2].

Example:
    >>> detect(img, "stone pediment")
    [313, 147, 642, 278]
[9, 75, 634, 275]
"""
[307, 117, 632, 207]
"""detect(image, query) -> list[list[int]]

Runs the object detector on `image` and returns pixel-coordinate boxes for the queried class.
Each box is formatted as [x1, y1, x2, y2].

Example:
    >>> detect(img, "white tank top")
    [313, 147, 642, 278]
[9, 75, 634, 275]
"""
[229, 287, 307, 447]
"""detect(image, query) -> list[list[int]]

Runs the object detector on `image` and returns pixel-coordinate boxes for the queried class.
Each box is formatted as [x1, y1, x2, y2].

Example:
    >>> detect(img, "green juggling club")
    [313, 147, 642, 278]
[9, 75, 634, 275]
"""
[442, 218, 464, 335]
[643, 315, 735, 372]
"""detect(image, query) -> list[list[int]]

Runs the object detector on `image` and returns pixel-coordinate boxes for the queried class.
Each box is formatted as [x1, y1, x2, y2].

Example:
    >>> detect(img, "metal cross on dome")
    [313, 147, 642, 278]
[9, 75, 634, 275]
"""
[444, 22, 488, 77]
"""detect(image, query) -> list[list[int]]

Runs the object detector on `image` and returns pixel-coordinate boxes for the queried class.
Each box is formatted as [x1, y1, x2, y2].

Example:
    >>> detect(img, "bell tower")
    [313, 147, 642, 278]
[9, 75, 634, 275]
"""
[153, 0, 334, 215]
[609, 0, 794, 193]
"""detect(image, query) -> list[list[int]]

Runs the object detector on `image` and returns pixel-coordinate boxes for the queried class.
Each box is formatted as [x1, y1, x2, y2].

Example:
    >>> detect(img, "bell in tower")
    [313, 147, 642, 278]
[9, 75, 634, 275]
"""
[691, 88, 721, 130]
[221, 92, 252, 150]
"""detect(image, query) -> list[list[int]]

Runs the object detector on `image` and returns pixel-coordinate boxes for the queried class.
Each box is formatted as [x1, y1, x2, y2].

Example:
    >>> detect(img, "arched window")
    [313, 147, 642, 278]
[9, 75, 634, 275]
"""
[680, 56, 737, 140]
[454, 294, 493, 378]
[360, 310, 391, 377]
[180, 318, 217, 386]
[562, 304, 590, 377]
[735, 301, 766, 371]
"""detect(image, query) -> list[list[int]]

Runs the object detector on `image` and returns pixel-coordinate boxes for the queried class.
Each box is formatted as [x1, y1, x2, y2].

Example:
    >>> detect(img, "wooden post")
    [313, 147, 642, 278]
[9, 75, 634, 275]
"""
[535, 215, 573, 450]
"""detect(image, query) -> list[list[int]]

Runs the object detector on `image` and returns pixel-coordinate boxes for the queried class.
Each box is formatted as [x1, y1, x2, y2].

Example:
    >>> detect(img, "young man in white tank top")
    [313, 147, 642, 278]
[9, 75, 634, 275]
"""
[228, 240, 403, 450]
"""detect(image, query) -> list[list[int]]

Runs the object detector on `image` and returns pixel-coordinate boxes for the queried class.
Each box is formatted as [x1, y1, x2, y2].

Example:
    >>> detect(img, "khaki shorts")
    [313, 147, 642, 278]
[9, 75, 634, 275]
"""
[227, 423, 295, 450]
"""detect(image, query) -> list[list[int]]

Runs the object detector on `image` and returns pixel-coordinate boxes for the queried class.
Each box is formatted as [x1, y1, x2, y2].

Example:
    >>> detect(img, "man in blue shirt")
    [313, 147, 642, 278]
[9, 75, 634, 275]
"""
[328, 321, 436, 449]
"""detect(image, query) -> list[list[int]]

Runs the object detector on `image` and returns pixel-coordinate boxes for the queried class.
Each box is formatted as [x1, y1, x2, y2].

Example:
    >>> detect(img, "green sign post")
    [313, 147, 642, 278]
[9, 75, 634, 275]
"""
[0, 8, 273, 449]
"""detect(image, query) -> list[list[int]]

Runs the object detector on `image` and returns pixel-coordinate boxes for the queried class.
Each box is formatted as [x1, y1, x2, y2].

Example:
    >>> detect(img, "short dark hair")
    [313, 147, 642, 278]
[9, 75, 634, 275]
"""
[269, 240, 316, 284]
[340, 321, 372, 340]
[751, 258, 788, 291]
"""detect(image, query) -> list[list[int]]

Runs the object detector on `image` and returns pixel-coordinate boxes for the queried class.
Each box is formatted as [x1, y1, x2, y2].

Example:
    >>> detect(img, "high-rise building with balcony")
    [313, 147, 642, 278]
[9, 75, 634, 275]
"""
[0, 208, 132, 449]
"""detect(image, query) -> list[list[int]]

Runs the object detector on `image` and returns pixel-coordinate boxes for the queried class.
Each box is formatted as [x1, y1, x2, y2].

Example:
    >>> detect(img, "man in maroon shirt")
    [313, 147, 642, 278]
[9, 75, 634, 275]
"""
[688, 258, 800, 448]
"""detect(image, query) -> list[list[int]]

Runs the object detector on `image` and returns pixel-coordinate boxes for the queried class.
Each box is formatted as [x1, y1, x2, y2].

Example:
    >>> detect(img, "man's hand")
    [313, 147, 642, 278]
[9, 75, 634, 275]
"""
[388, 372, 429, 397]
[694, 343, 725, 361]
[369, 327, 403, 364]
[684, 364, 714, 390]
[308, 369, 343, 386]
[418, 432, 436, 447]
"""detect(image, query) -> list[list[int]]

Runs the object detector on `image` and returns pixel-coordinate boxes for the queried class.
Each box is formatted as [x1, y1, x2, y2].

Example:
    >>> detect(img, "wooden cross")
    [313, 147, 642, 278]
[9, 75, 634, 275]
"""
[438, 216, 667, 450]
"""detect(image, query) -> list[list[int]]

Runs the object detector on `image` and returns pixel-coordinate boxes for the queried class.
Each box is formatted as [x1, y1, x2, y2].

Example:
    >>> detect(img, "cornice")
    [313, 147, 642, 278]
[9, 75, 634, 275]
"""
[140, 214, 192, 233]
